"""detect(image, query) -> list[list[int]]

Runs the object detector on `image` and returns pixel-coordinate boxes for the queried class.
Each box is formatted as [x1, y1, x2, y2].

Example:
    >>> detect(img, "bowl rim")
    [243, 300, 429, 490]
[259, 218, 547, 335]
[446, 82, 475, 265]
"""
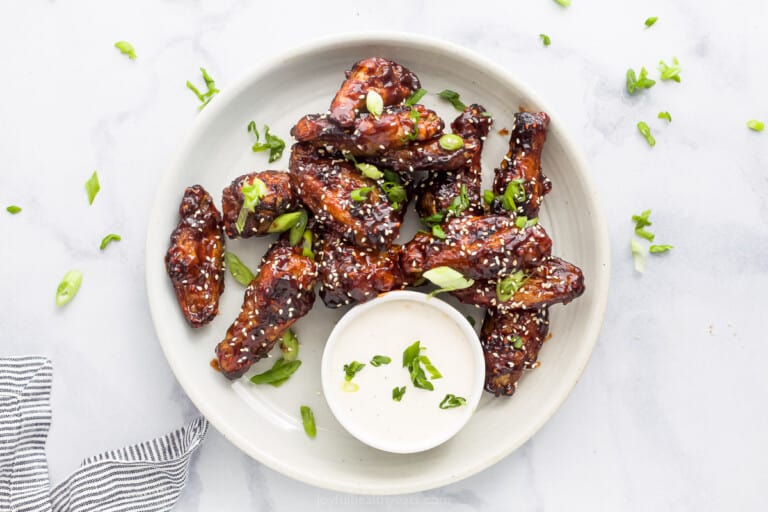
[145, 30, 611, 494]
[320, 290, 486, 454]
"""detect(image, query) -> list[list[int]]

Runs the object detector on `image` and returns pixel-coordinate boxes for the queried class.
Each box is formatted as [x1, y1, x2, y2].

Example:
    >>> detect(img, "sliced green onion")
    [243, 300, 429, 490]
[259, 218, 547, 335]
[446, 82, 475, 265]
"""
[496, 270, 528, 302]
[658, 57, 682, 83]
[502, 179, 526, 211]
[644, 16, 658, 27]
[447, 184, 469, 217]
[439, 133, 464, 151]
[224, 252, 255, 286]
[422, 266, 474, 297]
[419, 355, 442, 380]
[637, 121, 656, 147]
[355, 162, 383, 180]
[438, 394, 467, 409]
[268, 210, 308, 246]
[392, 386, 406, 402]
[483, 190, 495, 206]
[512, 336, 524, 349]
[626, 67, 656, 95]
[341, 381, 359, 392]
[437, 89, 466, 111]
[186, 67, 219, 110]
[300, 405, 316, 438]
[432, 224, 446, 239]
[370, 355, 391, 367]
[631, 238, 646, 273]
[250, 359, 302, 384]
[6, 205, 21, 214]
[635, 227, 655, 242]
[405, 88, 427, 107]
[366, 90, 383, 119]
[56, 270, 83, 307]
[632, 210, 652, 229]
[99, 233, 122, 250]
[250, 124, 286, 162]
[402, 343, 436, 391]
[301, 230, 315, 260]
[421, 212, 445, 227]
[350, 187, 372, 201]
[658, 111, 672, 122]
[747, 120, 765, 132]
[114, 41, 137, 59]
[553, 0, 571, 6]
[343, 361, 366, 381]
[236, 177, 268, 234]
[406, 107, 421, 141]
[649, 244, 674, 253]
[403, 340, 422, 368]
[540, 34, 551, 46]
[85, 171, 100, 205]
[280, 330, 300, 361]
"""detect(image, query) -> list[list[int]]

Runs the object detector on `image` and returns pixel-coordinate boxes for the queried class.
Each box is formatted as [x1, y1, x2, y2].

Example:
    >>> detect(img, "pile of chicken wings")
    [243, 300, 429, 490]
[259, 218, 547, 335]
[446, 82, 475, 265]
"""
[165, 57, 585, 396]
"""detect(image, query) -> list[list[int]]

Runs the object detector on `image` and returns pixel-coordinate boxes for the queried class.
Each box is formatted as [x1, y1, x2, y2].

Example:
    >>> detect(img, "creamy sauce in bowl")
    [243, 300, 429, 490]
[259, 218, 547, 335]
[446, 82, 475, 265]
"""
[321, 291, 484, 453]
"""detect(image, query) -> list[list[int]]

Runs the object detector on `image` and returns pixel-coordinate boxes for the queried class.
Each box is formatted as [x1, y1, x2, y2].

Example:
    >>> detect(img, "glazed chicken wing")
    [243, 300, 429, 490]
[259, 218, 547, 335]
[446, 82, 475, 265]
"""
[481, 308, 550, 396]
[221, 171, 300, 239]
[165, 185, 225, 328]
[289, 144, 401, 250]
[329, 57, 421, 127]
[215, 239, 317, 379]
[316, 233, 408, 308]
[416, 105, 492, 219]
[291, 104, 443, 156]
[491, 111, 551, 218]
[451, 256, 585, 311]
[401, 215, 552, 281]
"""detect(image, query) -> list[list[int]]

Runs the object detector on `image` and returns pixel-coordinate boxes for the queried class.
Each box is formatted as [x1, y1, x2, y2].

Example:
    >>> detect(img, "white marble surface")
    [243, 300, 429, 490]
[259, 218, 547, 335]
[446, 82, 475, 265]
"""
[1, 0, 766, 509]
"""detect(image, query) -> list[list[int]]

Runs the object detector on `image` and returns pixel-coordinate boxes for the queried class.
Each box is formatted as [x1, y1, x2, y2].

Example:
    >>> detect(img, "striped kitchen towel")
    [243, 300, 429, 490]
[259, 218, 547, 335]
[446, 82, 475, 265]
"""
[0, 356, 208, 512]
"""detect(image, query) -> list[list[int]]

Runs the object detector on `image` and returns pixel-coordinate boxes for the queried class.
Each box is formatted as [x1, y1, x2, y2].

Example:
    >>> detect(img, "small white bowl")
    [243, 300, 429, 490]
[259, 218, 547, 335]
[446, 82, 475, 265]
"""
[321, 290, 485, 454]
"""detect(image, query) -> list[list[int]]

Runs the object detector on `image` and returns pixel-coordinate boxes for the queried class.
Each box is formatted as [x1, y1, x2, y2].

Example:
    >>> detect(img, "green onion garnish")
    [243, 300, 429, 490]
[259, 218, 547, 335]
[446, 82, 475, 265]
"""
[540, 34, 551, 46]
[85, 171, 100, 205]
[99, 233, 122, 251]
[644, 17, 658, 27]
[280, 330, 300, 361]
[658, 111, 672, 122]
[355, 162, 383, 180]
[235, 176, 268, 234]
[649, 244, 674, 253]
[224, 251, 255, 286]
[431, 224, 446, 239]
[438, 394, 467, 409]
[630, 238, 646, 273]
[114, 41, 137, 59]
[637, 121, 656, 146]
[747, 120, 765, 132]
[186, 67, 219, 110]
[447, 184, 469, 217]
[6, 205, 21, 214]
[267, 210, 308, 246]
[626, 67, 656, 95]
[343, 361, 366, 381]
[366, 90, 383, 119]
[248, 122, 286, 163]
[300, 405, 316, 438]
[370, 355, 391, 367]
[502, 179, 526, 211]
[350, 187, 372, 202]
[402, 341, 435, 391]
[496, 270, 529, 302]
[437, 89, 466, 111]
[56, 270, 83, 307]
[392, 386, 406, 402]
[422, 267, 474, 297]
[250, 358, 302, 385]
[301, 230, 315, 260]
[404, 88, 427, 107]
[439, 133, 464, 151]
[658, 57, 682, 83]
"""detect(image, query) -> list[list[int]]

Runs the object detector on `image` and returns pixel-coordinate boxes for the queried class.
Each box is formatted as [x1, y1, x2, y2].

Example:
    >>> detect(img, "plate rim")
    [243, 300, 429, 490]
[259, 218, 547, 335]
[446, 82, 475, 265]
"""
[145, 31, 611, 495]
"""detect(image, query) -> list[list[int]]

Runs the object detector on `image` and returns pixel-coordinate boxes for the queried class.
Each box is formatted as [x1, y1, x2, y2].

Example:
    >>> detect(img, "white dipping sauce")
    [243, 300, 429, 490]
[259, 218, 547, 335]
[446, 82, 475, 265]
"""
[322, 293, 483, 453]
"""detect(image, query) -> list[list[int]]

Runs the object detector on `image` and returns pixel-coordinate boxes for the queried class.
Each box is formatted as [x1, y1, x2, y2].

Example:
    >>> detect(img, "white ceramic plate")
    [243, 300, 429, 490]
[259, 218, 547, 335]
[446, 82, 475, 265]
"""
[146, 33, 610, 495]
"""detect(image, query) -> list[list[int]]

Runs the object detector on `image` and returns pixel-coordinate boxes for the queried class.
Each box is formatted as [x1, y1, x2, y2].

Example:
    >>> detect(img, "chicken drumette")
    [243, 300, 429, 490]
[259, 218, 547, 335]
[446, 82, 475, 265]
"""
[165, 185, 225, 328]
[329, 57, 422, 127]
[215, 238, 317, 379]
[316, 233, 409, 308]
[490, 111, 551, 218]
[480, 308, 550, 396]
[221, 171, 300, 239]
[289, 143, 401, 250]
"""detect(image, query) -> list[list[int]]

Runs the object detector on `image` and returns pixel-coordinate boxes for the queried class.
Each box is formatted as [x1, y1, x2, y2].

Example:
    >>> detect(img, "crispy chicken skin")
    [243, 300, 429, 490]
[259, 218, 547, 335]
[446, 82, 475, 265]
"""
[329, 57, 421, 127]
[481, 308, 550, 396]
[416, 105, 492, 219]
[401, 215, 552, 281]
[291, 104, 444, 156]
[316, 234, 408, 308]
[492, 111, 551, 218]
[451, 256, 585, 310]
[165, 185, 225, 328]
[215, 239, 317, 379]
[289, 143, 401, 250]
[221, 171, 300, 239]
